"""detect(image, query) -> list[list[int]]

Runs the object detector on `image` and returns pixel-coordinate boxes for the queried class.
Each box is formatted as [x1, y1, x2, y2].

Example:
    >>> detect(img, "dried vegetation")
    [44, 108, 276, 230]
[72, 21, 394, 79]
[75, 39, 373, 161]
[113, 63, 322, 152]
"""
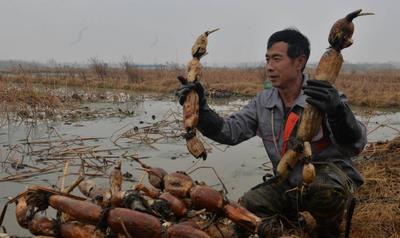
[334, 69, 400, 108]
[2, 66, 400, 108]
[352, 137, 400, 238]
[0, 80, 63, 124]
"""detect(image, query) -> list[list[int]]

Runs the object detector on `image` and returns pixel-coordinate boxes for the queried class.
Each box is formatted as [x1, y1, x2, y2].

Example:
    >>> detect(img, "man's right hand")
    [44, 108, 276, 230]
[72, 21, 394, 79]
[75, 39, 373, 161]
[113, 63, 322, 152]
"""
[175, 76, 207, 109]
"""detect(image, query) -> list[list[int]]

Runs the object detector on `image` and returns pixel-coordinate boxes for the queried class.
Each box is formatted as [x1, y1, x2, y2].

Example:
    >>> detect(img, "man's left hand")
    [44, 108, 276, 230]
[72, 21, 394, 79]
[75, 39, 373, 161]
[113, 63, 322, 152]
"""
[303, 79, 341, 117]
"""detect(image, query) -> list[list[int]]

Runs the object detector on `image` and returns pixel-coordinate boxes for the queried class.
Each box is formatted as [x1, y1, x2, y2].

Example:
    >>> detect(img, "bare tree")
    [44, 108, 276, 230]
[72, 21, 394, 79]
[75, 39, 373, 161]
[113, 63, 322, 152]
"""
[89, 57, 108, 81]
[121, 56, 143, 83]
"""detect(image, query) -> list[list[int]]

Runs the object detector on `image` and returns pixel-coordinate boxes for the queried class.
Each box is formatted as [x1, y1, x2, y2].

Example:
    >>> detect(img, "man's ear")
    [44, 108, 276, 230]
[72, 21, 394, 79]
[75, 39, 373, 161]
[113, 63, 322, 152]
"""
[295, 55, 307, 71]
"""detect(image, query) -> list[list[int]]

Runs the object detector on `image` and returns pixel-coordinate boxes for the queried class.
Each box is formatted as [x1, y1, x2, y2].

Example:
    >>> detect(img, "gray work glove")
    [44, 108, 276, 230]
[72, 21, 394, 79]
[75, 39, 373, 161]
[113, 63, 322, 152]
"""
[175, 76, 208, 110]
[175, 76, 223, 137]
[303, 79, 341, 117]
[303, 79, 362, 144]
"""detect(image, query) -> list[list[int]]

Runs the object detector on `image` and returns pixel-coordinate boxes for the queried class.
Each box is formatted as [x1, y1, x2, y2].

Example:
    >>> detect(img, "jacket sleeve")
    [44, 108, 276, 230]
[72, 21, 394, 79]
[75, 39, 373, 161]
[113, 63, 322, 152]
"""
[325, 94, 367, 156]
[197, 97, 259, 146]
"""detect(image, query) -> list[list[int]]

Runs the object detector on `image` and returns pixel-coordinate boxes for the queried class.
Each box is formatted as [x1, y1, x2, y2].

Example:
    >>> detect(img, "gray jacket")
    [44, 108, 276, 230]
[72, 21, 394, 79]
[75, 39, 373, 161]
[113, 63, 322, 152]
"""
[204, 78, 367, 187]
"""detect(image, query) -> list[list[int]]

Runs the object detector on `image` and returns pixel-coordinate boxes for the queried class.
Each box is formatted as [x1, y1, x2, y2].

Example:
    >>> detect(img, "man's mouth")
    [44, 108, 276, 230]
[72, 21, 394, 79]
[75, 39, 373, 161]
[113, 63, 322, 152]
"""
[268, 75, 279, 81]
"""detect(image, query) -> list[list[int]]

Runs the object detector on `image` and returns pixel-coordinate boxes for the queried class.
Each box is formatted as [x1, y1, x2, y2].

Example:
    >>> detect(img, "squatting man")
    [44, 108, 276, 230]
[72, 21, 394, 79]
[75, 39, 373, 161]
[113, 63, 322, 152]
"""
[177, 28, 366, 238]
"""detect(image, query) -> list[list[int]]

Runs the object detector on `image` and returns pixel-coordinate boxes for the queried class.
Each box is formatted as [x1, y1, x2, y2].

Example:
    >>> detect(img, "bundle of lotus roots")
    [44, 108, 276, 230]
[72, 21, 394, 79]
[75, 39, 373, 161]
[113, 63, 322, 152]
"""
[3, 160, 262, 238]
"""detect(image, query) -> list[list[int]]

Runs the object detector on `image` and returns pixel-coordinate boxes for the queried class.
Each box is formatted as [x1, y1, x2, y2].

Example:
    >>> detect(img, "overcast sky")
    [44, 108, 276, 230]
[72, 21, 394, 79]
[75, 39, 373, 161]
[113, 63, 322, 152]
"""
[0, 0, 397, 66]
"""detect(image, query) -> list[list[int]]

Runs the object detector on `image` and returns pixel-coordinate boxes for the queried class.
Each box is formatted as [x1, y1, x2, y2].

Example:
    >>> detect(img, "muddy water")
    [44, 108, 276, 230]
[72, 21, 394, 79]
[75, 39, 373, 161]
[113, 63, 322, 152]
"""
[1, 96, 400, 236]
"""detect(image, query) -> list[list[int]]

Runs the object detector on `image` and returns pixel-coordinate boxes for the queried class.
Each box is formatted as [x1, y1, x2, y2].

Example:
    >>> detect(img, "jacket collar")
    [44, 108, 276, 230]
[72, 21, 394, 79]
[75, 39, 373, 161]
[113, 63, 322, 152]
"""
[265, 74, 309, 110]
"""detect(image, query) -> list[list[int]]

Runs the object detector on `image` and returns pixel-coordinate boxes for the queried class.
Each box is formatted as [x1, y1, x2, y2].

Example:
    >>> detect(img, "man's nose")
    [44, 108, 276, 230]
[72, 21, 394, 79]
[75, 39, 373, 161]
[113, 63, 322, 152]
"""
[266, 61, 274, 72]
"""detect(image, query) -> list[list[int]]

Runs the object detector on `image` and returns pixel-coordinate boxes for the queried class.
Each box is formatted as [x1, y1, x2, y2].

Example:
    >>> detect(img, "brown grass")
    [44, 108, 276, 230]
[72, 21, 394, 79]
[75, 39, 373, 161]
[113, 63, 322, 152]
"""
[352, 138, 400, 238]
[1, 67, 400, 108]
[0, 78, 63, 120]
[334, 70, 400, 108]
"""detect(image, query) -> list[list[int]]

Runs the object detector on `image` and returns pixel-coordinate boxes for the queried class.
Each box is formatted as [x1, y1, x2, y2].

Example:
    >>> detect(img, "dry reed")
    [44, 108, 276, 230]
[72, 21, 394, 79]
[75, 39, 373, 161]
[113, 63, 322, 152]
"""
[2, 67, 400, 108]
[352, 137, 400, 237]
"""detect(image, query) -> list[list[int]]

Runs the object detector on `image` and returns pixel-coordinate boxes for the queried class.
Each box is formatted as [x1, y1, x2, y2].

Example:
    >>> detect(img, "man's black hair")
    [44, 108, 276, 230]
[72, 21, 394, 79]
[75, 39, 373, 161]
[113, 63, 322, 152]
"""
[267, 28, 310, 70]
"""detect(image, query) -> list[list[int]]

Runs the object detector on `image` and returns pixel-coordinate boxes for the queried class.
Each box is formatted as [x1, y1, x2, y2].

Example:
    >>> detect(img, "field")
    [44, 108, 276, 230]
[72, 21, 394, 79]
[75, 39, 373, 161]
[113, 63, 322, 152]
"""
[0, 65, 399, 237]
[1, 65, 400, 108]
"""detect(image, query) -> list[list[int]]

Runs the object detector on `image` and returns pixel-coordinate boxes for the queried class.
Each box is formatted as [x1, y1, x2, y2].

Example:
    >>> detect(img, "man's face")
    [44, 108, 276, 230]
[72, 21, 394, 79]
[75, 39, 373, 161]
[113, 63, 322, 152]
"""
[265, 42, 304, 90]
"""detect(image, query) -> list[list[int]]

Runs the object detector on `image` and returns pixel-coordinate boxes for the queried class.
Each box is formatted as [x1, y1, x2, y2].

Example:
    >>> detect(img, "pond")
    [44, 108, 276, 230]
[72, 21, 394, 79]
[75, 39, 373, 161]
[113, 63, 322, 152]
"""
[1, 95, 400, 236]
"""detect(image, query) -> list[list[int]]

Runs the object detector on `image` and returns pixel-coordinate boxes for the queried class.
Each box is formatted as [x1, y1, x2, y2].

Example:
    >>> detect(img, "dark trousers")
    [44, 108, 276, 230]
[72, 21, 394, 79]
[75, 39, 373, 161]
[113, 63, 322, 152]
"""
[240, 163, 355, 234]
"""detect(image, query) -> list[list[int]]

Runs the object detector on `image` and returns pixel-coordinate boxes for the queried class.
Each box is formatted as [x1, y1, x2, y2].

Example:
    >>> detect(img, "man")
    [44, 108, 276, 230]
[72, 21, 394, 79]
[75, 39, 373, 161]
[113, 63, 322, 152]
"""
[177, 28, 366, 237]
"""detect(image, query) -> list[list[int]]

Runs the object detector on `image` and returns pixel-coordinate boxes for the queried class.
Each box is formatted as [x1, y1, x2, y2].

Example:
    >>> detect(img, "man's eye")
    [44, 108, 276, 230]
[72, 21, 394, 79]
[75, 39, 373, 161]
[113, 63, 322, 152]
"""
[273, 57, 282, 63]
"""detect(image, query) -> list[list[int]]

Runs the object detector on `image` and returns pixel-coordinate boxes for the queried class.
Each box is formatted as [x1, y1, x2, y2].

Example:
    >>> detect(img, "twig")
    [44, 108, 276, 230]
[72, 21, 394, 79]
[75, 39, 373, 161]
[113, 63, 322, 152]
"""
[60, 162, 70, 191]
[0, 165, 62, 182]
[188, 166, 228, 194]
[21, 137, 106, 145]
[65, 176, 84, 194]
